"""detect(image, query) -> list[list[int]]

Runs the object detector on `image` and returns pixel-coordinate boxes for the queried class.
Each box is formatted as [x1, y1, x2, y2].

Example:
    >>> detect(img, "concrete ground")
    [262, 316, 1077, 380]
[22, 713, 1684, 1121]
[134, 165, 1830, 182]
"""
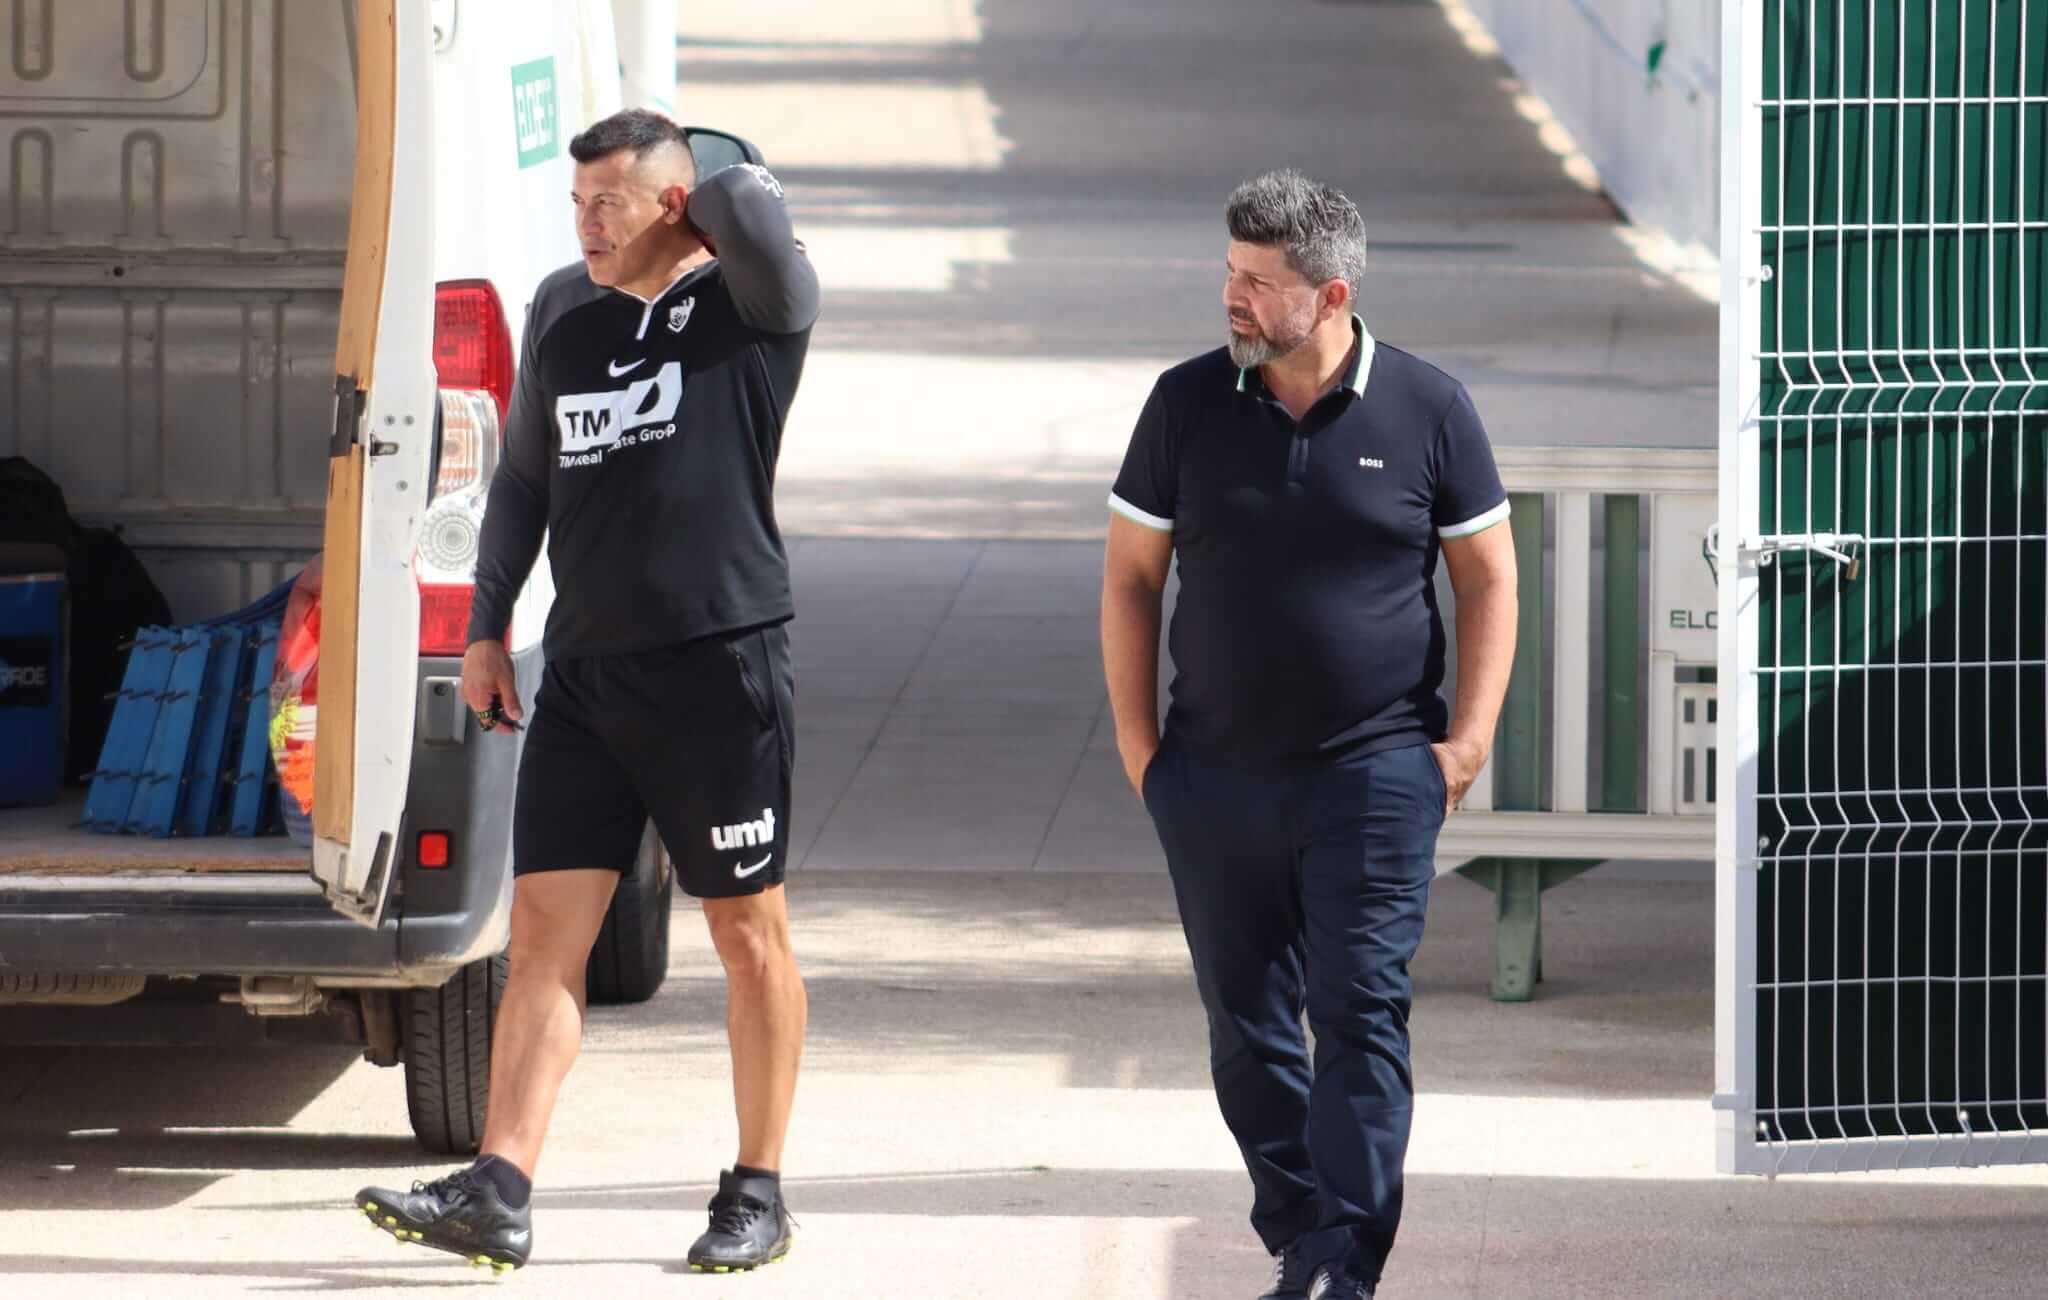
[8, 1, 2046, 1297]
[724, 0, 1717, 541]
[7, 872, 2048, 1298]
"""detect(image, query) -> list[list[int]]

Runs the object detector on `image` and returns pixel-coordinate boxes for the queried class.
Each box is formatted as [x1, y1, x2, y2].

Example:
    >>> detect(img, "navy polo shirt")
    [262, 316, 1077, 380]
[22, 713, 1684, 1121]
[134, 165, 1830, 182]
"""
[1110, 318, 1510, 761]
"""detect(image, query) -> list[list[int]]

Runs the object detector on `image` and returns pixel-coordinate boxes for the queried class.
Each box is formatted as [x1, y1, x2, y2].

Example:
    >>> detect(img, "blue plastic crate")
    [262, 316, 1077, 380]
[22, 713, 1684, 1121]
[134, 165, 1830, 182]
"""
[128, 630, 212, 836]
[229, 621, 282, 837]
[174, 625, 247, 837]
[82, 568, 302, 839]
[84, 626, 175, 831]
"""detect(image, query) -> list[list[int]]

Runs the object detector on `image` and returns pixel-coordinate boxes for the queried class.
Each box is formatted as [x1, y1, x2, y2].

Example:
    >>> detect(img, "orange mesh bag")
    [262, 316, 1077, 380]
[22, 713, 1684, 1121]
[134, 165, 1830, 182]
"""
[267, 556, 322, 845]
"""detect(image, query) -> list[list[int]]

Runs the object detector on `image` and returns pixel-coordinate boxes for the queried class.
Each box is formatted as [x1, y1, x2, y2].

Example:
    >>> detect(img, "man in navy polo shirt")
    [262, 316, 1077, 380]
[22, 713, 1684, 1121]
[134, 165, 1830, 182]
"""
[1100, 170, 1518, 1299]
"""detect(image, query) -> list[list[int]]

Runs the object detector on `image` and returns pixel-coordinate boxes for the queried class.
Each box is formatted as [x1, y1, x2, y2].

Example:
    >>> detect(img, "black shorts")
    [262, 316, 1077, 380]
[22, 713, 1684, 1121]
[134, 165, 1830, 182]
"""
[513, 625, 794, 898]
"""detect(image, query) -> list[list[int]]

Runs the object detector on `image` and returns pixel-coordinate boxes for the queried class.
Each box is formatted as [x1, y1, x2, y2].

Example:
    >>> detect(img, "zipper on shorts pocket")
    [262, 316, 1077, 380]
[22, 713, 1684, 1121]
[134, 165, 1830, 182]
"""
[725, 637, 773, 725]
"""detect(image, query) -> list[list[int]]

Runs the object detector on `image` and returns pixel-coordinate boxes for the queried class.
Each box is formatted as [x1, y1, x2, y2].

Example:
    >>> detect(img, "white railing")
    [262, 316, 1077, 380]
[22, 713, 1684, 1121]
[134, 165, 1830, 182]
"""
[1437, 446, 1716, 870]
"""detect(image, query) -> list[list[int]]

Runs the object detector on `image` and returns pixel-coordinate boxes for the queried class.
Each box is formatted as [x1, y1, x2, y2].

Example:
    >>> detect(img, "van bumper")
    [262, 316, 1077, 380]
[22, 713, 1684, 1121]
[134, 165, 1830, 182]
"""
[0, 657, 526, 986]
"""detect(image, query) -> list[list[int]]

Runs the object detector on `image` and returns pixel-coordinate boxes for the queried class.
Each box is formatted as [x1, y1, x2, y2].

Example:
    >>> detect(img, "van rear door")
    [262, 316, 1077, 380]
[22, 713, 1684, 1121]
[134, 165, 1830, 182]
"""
[314, 0, 438, 928]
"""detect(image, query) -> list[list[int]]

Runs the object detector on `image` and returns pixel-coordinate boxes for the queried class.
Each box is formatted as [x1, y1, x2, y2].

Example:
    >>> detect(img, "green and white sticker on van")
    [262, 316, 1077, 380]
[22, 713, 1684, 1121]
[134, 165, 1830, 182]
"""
[511, 56, 560, 168]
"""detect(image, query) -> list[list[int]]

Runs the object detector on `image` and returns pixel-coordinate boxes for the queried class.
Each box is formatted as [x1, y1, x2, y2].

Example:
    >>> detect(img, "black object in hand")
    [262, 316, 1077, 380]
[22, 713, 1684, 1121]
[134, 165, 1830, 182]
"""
[475, 696, 520, 732]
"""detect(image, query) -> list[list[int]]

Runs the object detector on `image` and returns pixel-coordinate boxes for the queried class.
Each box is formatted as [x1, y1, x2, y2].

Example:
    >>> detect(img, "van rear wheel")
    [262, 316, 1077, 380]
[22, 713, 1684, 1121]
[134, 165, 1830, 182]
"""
[585, 823, 673, 1006]
[403, 953, 505, 1155]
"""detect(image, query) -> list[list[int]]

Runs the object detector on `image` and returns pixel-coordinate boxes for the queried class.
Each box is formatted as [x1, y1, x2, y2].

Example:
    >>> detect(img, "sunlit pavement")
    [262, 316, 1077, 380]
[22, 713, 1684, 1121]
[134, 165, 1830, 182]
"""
[6, 3, 2037, 1298]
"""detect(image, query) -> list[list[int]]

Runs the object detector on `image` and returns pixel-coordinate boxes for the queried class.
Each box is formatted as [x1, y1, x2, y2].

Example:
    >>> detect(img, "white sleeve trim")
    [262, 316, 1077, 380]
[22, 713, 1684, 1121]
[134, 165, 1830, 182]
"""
[1108, 492, 1173, 532]
[1438, 499, 1512, 539]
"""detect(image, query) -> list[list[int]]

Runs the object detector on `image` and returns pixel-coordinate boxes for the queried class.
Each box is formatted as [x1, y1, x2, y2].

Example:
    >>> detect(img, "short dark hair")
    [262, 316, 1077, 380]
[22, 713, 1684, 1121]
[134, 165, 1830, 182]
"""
[568, 108, 697, 185]
[1226, 169, 1368, 296]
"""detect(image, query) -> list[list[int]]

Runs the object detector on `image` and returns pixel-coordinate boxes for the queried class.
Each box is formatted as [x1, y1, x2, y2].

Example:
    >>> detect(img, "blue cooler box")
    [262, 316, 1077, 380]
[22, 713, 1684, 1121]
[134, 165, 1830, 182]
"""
[0, 545, 68, 807]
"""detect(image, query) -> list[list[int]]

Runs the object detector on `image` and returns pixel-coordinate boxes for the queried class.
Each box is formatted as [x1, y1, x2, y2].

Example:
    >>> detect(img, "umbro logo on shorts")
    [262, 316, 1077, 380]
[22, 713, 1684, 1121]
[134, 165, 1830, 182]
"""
[711, 807, 776, 852]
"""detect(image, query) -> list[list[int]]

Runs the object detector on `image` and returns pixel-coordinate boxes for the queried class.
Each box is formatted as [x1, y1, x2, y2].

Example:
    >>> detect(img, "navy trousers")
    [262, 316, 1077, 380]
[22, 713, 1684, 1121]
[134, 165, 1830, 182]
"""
[1143, 735, 1444, 1285]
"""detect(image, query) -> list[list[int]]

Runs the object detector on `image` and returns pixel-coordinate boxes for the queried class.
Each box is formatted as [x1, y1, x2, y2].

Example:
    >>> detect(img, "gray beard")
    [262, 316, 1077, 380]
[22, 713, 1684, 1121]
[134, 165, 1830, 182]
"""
[1227, 317, 1313, 370]
[1227, 334, 1282, 369]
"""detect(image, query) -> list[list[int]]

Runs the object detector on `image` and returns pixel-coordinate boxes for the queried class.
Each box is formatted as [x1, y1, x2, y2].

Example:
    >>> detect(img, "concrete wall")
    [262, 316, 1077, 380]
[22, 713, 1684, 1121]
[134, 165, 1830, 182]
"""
[1458, 0, 1721, 256]
[611, 0, 677, 115]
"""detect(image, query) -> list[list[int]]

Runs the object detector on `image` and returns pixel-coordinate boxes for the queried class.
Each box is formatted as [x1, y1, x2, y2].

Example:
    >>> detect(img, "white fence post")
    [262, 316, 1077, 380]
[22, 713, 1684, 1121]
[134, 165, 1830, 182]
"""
[1551, 492, 1593, 813]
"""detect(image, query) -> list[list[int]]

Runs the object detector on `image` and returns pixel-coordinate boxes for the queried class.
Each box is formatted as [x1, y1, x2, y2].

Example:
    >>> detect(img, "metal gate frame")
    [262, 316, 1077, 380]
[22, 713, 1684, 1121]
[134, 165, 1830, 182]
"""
[1718, 0, 2048, 1176]
[1717, 0, 1767, 1178]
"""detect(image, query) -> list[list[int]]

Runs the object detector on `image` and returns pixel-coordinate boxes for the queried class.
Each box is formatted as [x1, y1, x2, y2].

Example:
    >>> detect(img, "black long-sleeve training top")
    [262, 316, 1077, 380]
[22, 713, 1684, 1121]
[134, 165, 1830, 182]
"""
[465, 162, 821, 659]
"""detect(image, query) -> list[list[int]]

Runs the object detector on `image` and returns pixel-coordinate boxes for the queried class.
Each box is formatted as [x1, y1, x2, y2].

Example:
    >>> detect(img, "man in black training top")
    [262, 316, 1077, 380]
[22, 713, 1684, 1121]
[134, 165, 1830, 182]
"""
[355, 109, 819, 1275]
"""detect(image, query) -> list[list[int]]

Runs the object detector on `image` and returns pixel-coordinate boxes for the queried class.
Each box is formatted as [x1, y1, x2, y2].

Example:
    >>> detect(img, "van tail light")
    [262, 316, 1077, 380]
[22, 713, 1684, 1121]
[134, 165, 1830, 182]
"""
[417, 582, 476, 659]
[432, 280, 514, 420]
[418, 281, 513, 657]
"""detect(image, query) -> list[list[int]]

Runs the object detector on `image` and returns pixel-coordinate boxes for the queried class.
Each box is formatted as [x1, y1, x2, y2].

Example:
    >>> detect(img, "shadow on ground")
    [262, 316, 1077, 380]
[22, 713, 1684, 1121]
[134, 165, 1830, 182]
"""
[14, 1165, 2037, 1297]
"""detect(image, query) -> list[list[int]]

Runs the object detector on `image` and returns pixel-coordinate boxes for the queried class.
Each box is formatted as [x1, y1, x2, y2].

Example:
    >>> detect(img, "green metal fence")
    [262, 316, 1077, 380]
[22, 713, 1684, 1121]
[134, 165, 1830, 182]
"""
[1724, 0, 2048, 1173]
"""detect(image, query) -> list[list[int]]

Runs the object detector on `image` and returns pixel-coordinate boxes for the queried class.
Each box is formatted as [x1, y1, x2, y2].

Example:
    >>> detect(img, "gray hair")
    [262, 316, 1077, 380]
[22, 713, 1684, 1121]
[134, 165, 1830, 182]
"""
[1225, 169, 1368, 296]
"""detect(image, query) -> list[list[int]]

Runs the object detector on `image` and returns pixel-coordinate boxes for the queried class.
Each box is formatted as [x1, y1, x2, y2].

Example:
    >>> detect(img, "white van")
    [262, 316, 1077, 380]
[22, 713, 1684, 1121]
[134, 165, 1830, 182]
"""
[0, 0, 704, 1152]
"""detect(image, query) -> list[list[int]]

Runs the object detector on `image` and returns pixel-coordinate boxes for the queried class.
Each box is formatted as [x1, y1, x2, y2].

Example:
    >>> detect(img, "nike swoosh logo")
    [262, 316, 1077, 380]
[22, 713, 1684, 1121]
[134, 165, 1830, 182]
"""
[607, 358, 645, 377]
[734, 854, 772, 878]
